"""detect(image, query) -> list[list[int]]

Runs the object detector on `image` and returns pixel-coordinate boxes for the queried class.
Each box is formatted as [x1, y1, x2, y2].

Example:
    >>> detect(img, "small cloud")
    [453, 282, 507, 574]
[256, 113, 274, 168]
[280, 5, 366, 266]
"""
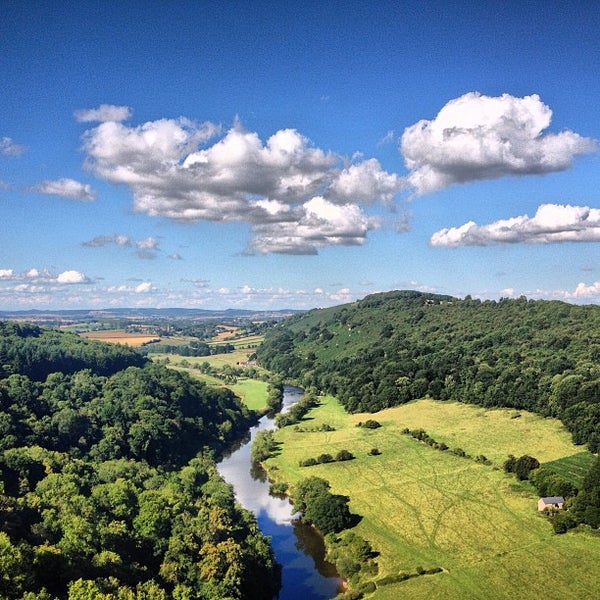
[0, 269, 15, 279]
[0, 136, 25, 157]
[401, 92, 597, 195]
[377, 130, 395, 146]
[394, 212, 412, 233]
[83, 234, 131, 248]
[135, 281, 153, 293]
[167, 253, 183, 260]
[74, 104, 133, 123]
[57, 270, 88, 284]
[0, 180, 11, 190]
[136, 237, 159, 259]
[30, 178, 96, 201]
[430, 203, 600, 247]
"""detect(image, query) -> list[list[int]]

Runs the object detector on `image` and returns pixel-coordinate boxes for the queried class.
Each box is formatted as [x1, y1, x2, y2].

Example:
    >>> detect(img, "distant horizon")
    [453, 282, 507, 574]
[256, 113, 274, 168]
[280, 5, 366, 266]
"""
[2, 287, 600, 318]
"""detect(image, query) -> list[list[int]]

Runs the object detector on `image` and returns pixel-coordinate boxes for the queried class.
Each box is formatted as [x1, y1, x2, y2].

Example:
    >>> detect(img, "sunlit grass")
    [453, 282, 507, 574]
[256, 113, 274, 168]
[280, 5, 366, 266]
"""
[265, 396, 600, 598]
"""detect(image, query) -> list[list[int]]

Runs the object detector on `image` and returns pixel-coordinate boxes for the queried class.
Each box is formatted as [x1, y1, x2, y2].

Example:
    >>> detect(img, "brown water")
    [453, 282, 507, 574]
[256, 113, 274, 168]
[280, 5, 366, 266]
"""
[217, 386, 342, 599]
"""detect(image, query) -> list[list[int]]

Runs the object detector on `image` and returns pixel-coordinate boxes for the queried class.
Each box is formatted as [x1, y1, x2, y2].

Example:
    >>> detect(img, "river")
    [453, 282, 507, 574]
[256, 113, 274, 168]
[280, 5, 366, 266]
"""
[217, 385, 343, 599]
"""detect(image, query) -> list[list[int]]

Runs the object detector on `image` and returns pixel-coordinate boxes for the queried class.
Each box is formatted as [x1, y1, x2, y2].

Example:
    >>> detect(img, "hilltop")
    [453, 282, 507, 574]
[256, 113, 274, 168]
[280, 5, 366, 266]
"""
[257, 290, 600, 451]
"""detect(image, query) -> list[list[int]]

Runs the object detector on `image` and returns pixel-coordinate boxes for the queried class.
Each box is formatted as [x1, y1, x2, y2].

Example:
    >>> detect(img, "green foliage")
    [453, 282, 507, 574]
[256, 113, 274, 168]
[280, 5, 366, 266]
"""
[257, 290, 600, 449]
[251, 430, 277, 462]
[357, 419, 381, 429]
[275, 390, 319, 427]
[504, 454, 540, 480]
[327, 531, 378, 588]
[291, 476, 353, 534]
[0, 321, 279, 599]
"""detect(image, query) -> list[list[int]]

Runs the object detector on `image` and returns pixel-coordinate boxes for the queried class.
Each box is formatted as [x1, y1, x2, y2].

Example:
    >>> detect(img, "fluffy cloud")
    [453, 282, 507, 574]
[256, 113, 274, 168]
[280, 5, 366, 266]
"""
[430, 203, 600, 247]
[401, 92, 597, 195]
[327, 158, 403, 204]
[30, 178, 96, 201]
[79, 112, 401, 253]
[57, 270, 88, 284]
[74, 104, 133, 123]
[0, 269, 15, 279]
[135, 282, 153, 293]
[248, 196, 381, 254]
[572, 281, 600, 299]
[0, 136, 25, 157]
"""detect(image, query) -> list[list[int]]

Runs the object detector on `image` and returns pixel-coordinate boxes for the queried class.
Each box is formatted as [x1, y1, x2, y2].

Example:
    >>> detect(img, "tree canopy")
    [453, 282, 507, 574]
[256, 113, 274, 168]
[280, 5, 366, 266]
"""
[0, 321, 279, 599]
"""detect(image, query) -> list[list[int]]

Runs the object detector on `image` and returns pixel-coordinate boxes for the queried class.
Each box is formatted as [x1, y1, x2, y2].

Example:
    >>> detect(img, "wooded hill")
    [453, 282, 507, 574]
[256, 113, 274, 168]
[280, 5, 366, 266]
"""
[257, 290, 600, 452]
[0, 322, 279, 599]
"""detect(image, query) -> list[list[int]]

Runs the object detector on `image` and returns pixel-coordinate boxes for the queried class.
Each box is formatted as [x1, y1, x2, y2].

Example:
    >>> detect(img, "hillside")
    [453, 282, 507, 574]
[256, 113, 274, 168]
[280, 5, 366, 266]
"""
[257, 290, 600, 451]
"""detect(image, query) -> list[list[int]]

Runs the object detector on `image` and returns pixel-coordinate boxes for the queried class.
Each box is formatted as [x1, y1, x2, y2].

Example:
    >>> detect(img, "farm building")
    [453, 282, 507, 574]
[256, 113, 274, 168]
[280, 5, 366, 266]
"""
[537, 496, 565, 511]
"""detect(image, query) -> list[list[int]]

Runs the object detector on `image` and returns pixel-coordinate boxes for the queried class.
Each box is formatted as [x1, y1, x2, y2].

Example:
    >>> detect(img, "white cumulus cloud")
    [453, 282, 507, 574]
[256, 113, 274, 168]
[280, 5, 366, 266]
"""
[30, 178, 96, 201]
[74, 104, 133, 123]
[401, 92, 597, 195]
[248, 196, 381, 255]
[430, 203, 600, 247]
[80, 113, 400, 253]
[57, 270, 88, 284]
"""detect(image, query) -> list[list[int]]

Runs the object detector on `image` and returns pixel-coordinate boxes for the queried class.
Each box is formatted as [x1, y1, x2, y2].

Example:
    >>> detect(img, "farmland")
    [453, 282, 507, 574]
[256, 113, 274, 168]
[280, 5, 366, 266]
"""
[264, 395, 600, 599]
[79, 330, 160, 347]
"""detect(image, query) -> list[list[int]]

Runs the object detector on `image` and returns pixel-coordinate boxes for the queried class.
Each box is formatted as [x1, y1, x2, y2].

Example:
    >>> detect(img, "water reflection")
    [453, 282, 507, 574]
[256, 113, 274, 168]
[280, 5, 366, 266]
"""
[217, 386, 342, 599]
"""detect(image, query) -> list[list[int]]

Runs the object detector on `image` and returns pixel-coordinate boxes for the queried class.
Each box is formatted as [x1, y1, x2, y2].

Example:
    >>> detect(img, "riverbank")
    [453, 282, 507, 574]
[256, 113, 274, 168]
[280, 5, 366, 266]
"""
[217, 386, 343, 599]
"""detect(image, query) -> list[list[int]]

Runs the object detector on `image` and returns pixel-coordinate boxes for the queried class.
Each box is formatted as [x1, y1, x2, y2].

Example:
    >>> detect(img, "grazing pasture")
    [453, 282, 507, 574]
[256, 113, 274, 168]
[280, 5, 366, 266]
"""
[265, 396, 600, 599]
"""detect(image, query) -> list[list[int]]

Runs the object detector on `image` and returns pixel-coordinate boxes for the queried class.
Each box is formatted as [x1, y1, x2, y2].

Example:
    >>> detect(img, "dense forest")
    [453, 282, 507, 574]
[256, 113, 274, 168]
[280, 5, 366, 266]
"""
[257, 290, 600, 452]
[0, 323, 279, 599]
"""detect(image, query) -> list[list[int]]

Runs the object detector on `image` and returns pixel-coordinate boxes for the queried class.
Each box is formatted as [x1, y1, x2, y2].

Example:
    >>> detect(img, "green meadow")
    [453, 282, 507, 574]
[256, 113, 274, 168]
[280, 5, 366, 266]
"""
[265, 396, 600, 599]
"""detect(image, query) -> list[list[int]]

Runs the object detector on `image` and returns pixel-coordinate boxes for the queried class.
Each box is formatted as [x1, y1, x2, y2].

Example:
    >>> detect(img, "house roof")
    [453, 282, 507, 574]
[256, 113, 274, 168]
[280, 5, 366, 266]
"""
[540, 496, 565, 504]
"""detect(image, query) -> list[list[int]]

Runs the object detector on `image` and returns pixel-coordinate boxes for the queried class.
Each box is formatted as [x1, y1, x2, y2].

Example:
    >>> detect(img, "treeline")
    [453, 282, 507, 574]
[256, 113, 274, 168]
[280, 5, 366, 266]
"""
[0, 322, 279, 599]
[143, 342, 234, 357]
[257, 291, 600, 451]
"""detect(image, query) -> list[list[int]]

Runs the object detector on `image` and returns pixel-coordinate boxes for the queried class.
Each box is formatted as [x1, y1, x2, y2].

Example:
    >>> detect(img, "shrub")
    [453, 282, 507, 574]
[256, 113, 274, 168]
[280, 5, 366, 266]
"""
[317, 453, 334, 464]
[368, 448, 381, 456]
[336, 449, 354, 462]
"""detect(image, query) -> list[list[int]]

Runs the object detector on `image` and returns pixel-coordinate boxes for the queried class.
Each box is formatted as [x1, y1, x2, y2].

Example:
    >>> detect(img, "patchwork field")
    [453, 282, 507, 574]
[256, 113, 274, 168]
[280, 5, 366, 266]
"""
[265, 396, 600, 599]
[79, 330, 160, 346]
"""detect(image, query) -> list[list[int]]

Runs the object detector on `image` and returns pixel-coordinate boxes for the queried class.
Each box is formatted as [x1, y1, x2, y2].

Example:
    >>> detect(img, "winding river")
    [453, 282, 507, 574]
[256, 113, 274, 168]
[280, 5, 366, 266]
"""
[217, 386, 343, 599]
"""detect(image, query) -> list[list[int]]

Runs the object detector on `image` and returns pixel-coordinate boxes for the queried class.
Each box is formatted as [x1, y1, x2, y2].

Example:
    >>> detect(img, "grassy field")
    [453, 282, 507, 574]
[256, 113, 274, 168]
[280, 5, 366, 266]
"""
[265, 396, 600, 599]
[79, 330, 160, 347]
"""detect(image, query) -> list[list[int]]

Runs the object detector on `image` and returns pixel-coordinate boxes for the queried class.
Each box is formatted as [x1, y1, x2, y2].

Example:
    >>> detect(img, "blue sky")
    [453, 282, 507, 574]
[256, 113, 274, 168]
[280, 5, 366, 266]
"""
[1, 1, 600, 310]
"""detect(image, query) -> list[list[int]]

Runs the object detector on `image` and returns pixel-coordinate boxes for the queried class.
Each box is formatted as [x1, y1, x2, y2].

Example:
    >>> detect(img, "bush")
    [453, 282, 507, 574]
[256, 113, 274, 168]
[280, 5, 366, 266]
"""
[317, 453, 334, 464]
[299, 457, 318, 467]
[336, 449, 354, 462]
[368, 448, 381, 456]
